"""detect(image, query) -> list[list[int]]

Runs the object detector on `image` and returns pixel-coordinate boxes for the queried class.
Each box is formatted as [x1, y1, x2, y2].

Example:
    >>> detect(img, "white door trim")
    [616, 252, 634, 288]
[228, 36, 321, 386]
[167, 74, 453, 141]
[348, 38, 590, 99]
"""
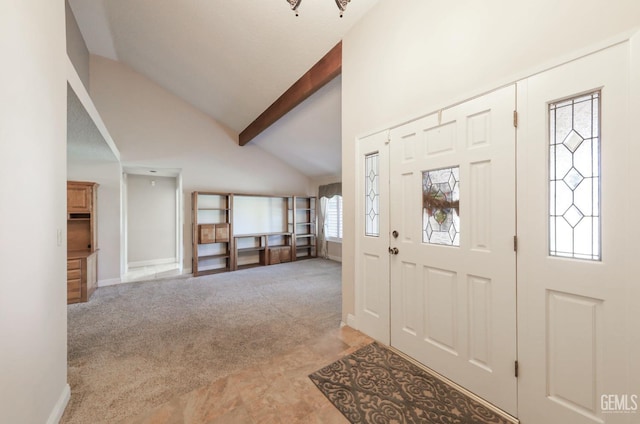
[355, 131, 391, 343]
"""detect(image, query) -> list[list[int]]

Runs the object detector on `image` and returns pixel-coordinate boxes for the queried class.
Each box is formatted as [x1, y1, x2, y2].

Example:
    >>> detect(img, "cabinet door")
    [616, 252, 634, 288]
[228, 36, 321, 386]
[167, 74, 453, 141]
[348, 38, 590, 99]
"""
[67, 259, 82, 303]
[67, 276, 82, 302]
[199, 224, 216, 244]
[269, 248, 281, 265]
[67, 184, 92, 212]
[279, 246, 292, 263]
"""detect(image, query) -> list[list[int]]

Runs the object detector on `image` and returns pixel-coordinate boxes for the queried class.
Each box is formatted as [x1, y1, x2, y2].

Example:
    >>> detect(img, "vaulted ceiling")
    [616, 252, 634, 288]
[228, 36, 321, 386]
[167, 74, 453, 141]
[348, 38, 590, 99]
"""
[68, 0, 380, 177]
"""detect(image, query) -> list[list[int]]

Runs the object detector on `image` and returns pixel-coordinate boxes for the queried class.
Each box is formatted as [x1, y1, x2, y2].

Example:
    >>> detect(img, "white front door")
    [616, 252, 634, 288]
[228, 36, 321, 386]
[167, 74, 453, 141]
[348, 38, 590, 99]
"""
[355, 131, 390, 343]
[517, 43, 633, 424]
[389, 85, 518, 415]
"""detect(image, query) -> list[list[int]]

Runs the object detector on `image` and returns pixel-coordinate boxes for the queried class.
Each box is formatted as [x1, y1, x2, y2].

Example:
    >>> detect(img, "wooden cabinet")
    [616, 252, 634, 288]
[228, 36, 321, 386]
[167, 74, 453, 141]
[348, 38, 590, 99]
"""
[67, 182, 93, 213]
[192, 191, 316, 276]
[192, 192, 233, 276]
[67, 252, 97, 304]
[67, 259, 82, 301]
[233, 233, 292, 269]
[198, 223, 230, 244]
[268, 245, 292, 265]
[67, 181, 98, 304]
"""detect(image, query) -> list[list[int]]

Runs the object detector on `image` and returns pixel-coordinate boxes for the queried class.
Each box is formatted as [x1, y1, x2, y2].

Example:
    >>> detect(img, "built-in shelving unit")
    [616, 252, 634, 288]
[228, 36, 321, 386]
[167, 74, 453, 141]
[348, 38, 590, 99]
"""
[233, 232, 293, 270]
[292, 196, 317, 260]
[192, 192, 233, 276]
[192, 192, 316, 276]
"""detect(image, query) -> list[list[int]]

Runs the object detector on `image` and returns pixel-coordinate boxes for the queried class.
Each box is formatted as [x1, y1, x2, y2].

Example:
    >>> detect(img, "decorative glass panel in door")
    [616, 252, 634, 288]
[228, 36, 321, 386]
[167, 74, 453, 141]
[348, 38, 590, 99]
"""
[422, 166, 460, 246]
[365, 152, 380, 237]
[549, 91, 600, 261]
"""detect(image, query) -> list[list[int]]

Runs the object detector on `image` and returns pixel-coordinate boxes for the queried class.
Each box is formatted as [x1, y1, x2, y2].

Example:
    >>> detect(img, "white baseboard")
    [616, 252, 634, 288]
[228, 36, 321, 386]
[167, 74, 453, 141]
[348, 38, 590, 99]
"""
[46, 383, 70, 424]
[127, 257, 177, 268]
[98, 278, 122, 287]
[346, 313, 357, 329]
[327, 254, 342, 263]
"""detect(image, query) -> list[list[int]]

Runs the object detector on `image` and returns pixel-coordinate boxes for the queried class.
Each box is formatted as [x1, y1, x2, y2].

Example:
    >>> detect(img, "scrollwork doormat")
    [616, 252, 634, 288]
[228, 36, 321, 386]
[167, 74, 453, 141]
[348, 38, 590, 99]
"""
[309, 342, 513, 424]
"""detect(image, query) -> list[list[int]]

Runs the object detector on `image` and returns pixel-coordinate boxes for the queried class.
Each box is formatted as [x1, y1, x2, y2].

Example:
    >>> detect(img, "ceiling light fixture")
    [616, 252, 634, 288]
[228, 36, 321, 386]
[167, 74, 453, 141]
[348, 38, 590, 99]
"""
[286, 0, 351, 17]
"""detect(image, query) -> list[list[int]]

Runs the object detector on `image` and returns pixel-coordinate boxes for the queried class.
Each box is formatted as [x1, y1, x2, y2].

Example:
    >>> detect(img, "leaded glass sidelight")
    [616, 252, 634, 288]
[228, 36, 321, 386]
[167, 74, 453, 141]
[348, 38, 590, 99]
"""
[423, 167, 460, 246]
[365, 153, 380, 236]
[549, 91, 600, 260]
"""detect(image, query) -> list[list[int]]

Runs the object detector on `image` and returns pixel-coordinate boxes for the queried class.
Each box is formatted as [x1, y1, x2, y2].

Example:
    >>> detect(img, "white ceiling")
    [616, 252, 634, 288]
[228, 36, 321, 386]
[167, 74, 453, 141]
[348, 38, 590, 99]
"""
[253, 75, 342, 178]
[68, 0, 379, 178]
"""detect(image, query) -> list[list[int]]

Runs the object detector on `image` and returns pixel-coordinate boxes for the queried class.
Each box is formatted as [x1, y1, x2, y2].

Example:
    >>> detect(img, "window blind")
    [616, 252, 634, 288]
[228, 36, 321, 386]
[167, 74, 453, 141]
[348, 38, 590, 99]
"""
[325, 195, 343, 240]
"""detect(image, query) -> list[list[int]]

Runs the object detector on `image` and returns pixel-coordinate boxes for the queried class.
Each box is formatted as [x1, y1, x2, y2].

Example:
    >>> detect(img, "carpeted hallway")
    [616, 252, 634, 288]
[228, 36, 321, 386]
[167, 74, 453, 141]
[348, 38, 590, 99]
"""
[62, 258, 365, 424]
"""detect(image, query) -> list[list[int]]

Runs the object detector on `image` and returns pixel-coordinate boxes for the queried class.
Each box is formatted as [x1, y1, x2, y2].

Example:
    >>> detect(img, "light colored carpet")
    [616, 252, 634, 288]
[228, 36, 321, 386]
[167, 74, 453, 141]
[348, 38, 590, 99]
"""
[61, 259, 342, 424]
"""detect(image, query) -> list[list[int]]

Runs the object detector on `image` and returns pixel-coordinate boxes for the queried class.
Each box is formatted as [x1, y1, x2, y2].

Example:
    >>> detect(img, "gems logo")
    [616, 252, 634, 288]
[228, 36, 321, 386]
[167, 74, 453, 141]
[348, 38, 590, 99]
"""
[601, 394, 638, 413]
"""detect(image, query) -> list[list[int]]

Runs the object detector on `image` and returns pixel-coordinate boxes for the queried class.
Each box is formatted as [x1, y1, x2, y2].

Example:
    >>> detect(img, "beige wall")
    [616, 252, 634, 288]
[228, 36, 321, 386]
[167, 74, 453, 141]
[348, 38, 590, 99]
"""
[327, 241, 342, 262]
[0, 1, 69, 423]
[126, 174, 177, 265]
[89, 55, 313, 274]
[65, 0, 89, 90]
[342, 0, 640, 323]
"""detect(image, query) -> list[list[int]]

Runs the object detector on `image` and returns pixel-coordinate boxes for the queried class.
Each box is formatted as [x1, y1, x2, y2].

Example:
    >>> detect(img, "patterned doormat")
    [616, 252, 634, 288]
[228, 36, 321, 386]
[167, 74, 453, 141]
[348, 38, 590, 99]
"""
[309, 342, 515, 424]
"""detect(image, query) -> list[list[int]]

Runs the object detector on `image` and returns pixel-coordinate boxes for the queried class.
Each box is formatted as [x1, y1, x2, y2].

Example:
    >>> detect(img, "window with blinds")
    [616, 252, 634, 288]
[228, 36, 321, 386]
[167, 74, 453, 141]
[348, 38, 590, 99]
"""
[325, 195, 343, 240]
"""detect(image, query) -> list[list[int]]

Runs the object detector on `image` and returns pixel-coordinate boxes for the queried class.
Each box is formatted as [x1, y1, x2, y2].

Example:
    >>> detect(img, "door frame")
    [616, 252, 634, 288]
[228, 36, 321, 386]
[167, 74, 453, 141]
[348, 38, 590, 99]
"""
[121, 167, 183, 276]
[355, 131, 391, 344]
[351, 31, 640, 420]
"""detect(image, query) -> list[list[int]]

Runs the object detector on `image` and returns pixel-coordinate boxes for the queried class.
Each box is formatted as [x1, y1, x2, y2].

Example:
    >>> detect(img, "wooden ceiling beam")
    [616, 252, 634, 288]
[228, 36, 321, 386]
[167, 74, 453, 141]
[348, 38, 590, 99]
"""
[239, 41, 342, 146]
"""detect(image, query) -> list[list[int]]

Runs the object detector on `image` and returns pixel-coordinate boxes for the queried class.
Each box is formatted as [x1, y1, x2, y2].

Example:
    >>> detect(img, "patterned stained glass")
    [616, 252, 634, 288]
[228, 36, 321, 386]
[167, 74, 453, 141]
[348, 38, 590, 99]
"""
[365, 153, 380, 237]
[549, 91, 600, 261]
[423, 167, 460, 246]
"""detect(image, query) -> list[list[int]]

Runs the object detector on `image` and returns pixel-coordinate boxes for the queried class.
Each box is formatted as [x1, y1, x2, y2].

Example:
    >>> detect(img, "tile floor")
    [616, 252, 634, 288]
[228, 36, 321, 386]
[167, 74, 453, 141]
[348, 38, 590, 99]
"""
[122, 263, 183, 283]
[126, 327, 373, 424]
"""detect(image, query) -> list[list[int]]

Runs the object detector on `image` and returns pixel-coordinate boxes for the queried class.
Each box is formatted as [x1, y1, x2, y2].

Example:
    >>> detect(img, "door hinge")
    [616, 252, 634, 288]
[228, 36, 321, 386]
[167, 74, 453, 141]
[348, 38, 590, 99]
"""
[515, 360, 519, 378]
[513, 235, 518, 252]
[513, 110, 518, 128]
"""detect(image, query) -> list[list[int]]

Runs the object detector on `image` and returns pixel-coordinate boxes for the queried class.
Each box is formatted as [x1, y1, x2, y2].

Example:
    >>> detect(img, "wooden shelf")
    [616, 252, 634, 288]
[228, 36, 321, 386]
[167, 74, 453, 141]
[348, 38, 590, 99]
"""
[196, 267, 231, 275]
[290, 196, 317, 261]
[235, 232, 291, 237]
[192, 192, 234, 276]
[68, 249, 96, 259]
[237, 246, 265, 253]
[236, 263, 263, 270]
[198, 253, 230, 260]
[193, 192, 316, 275]
[68, 216, 91, 221]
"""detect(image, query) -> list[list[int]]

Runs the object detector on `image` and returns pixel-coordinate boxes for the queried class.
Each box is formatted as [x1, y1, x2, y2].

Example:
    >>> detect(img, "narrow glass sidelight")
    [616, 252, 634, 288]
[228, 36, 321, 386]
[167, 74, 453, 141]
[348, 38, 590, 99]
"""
[365, 152, 380, 237]
[549, 91, 600, 261]
[422, 167, 460, 246]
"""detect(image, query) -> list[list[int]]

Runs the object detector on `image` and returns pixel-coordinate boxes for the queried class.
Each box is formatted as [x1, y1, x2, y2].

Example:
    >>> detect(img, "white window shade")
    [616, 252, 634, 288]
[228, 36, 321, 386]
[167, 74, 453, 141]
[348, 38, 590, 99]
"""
[325, 195, 343, 240]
